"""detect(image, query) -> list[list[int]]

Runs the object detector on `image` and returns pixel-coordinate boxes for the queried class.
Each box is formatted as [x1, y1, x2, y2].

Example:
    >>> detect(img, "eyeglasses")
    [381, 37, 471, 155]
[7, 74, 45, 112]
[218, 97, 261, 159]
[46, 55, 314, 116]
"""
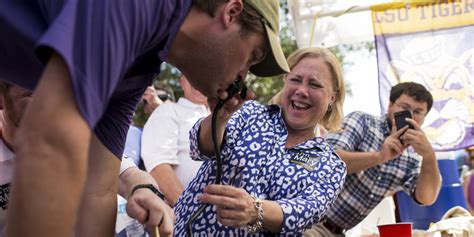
[394, 102, 426, 118]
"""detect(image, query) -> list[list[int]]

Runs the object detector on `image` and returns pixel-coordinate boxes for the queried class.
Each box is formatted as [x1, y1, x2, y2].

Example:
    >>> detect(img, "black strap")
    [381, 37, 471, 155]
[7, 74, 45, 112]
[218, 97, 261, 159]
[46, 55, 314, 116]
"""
[131, 184, 165, 200]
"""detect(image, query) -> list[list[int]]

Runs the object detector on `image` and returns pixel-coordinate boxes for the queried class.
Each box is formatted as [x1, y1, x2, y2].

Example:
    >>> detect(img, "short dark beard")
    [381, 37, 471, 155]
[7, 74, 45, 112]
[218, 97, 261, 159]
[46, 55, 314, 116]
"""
[386, 116, 393, 130]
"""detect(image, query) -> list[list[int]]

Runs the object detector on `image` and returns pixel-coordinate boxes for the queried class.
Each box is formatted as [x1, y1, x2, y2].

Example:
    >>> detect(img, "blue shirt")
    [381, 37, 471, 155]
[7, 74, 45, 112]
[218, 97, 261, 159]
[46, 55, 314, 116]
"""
[0, 0, 191, 158]
[324, 111, 421, 230]
[174, 101, 346, 236]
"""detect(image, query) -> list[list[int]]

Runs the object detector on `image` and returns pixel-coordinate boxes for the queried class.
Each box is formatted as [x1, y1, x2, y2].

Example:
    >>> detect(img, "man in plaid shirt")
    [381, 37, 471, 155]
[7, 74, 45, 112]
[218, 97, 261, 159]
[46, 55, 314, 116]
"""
[304, 82, 441, 236]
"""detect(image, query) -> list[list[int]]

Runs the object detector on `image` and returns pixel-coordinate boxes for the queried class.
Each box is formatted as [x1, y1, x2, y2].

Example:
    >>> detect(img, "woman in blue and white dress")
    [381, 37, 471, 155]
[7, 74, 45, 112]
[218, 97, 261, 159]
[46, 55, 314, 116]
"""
[174, 48, 347, 236]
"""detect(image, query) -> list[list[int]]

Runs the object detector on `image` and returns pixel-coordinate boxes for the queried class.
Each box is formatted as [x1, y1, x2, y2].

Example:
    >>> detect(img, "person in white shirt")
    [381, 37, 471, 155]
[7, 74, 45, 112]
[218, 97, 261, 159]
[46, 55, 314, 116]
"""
[0, 81, 174, 236]
[142, 75, 210, 206]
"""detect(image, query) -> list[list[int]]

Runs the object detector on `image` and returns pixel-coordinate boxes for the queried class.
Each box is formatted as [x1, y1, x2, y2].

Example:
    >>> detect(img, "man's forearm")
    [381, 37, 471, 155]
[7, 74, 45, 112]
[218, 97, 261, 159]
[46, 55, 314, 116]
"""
[150, 164, 184, 206]
[415, 152, 441, 205]
[336, 149, 382, 173]
[119, 167, 158, 199]
[7, 149, 89, 237]
[74, 136, 121, 237]
[6, 54, 91, 237]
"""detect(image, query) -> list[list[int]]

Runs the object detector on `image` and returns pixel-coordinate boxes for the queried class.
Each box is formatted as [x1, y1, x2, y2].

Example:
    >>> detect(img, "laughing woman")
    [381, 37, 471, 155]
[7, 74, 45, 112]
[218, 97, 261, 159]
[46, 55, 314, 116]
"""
[173, 47, 347, 236]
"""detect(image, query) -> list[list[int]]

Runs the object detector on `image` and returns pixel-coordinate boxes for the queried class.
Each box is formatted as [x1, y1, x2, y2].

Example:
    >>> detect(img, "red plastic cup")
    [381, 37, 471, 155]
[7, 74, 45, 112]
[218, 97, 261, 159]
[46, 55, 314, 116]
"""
[377, 222, 412, 237]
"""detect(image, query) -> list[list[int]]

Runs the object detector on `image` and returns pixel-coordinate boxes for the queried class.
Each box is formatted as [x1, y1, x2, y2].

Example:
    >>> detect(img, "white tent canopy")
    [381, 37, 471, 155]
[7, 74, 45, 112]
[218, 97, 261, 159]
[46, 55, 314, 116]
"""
[288, 0, 393, 48]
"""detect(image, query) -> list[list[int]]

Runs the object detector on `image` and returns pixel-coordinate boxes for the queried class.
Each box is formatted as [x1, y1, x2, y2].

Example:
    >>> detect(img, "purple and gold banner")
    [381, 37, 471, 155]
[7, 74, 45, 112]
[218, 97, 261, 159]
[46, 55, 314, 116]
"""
[372, 1, 474, 150]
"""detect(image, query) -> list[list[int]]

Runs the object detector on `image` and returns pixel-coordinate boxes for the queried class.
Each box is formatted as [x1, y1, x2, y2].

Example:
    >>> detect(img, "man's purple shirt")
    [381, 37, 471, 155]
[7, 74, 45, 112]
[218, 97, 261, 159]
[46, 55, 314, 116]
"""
[0, 0, 191, 158]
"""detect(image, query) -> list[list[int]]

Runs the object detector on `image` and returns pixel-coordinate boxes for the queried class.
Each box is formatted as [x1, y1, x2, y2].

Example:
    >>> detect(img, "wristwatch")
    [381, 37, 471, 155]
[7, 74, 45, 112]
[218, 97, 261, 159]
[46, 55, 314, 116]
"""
[131, 184, 165, 200]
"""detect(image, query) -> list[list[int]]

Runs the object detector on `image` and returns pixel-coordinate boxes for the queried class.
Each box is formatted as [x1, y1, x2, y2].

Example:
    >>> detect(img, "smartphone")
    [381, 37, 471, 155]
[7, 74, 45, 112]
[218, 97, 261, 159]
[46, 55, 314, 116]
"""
[394, 110, 414, 131]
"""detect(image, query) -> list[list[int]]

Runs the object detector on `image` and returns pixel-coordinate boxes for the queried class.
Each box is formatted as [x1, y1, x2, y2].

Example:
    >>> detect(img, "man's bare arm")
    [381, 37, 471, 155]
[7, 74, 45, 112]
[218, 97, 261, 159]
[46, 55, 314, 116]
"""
[74, 135, 121, 237]
[335, 149, 383, 174]
[119, 165, 175, 237]
[119, 164, 159, 199]
[414, 150, 441, 205]
[150, 164, 184, 206]
[403, 119, 441, 205]
[337, 126, 408, 174]
[5, 54, 91, 236]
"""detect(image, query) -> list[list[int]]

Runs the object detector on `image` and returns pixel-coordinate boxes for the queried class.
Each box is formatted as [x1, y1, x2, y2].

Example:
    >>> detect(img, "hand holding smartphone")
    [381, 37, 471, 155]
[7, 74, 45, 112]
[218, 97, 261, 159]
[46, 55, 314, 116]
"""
[394, 110, 414, 131]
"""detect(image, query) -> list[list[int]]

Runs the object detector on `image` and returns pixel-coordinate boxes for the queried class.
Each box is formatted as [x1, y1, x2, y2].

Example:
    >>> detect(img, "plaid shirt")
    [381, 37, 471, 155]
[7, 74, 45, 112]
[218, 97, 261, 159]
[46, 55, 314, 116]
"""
[324, 111, 421, 230]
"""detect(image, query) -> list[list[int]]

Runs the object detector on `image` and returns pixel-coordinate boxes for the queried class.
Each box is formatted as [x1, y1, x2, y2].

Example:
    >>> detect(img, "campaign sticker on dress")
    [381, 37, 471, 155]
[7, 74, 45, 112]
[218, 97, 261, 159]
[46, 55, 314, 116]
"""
[289, 152, 319, 171]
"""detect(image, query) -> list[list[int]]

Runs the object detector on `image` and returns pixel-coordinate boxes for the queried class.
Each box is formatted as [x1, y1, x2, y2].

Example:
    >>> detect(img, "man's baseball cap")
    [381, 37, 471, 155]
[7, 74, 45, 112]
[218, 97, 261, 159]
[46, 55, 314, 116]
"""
[246, 0, 290, 77]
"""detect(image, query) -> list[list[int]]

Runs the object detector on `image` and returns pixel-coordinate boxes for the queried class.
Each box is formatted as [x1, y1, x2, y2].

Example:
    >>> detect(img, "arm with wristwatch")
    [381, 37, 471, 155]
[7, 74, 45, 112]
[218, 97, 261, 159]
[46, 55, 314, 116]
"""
[118, 161, 175, 236]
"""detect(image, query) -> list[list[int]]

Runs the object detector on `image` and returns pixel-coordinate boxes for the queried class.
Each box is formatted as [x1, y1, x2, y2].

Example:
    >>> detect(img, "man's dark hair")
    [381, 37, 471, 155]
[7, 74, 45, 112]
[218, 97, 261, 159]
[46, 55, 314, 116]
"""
[390, 82, 433, 112]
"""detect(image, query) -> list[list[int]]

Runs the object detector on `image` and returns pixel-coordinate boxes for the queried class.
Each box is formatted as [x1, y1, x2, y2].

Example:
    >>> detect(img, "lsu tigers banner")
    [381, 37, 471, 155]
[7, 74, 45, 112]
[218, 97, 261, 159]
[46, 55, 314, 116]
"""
[372, 0, 474, 151]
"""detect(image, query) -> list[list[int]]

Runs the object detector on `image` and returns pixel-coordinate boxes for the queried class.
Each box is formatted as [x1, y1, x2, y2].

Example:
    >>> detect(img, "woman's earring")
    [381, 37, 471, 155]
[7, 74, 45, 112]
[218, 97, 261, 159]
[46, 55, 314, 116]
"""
[328, 102, 334, 112]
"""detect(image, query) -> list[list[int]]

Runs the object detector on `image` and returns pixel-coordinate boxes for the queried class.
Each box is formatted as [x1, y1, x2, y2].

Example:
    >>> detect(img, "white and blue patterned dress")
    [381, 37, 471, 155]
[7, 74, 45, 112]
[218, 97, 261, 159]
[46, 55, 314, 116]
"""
[173, 101, 346, 236]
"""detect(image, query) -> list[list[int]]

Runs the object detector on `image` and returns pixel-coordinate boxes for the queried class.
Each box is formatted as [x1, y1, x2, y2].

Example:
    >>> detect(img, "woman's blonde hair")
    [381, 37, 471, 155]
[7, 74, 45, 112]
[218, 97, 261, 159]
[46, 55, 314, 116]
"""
[269, 47, 345, 132]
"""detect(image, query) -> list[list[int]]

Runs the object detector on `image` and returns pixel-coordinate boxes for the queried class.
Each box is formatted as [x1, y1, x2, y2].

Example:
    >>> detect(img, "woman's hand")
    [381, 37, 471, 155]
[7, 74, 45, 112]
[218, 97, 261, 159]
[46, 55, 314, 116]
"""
[198, 184, 257, 228]
[207, 89, 255, 123]
[197, 89, 254, 156]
